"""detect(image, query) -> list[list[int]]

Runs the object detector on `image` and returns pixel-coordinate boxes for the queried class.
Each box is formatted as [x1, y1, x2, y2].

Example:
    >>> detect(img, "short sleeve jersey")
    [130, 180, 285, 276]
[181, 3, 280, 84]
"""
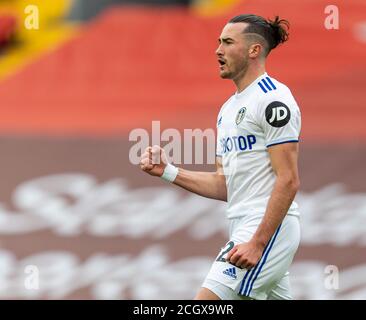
[216, 73, 301, 219]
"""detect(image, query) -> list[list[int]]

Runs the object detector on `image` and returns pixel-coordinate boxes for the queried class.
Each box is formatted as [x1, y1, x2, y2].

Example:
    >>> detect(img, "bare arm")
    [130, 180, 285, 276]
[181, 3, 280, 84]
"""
[173, 156, 227, 201]
[251, 142, 300, 248]
[227, 142, 300, 269]
[140, 145, 227, 202]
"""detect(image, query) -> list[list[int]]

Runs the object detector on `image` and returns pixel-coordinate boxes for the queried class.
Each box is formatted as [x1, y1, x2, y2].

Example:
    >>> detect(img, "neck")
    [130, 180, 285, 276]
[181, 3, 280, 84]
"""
[234, 63, 266, 93]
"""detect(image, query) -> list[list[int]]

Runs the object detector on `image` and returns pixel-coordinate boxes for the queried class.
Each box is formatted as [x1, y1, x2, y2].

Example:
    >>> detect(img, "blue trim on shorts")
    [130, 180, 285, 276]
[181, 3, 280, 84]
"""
[238, 238, 272, 295]
[238, 268, 251, 295]
[238, 224, 282, 297]
[240, 240, 272, 296]
[246, 225, 282, 296]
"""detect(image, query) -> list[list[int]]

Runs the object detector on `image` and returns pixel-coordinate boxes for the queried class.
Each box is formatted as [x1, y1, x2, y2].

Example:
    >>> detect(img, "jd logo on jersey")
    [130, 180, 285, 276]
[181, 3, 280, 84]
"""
[235, 107, 246, 125]
[265, 101, 291, 127]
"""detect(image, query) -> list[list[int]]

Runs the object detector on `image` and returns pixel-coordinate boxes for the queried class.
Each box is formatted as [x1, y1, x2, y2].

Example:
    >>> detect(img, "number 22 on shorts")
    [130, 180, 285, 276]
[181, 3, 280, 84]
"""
[215, 241, 235, 262]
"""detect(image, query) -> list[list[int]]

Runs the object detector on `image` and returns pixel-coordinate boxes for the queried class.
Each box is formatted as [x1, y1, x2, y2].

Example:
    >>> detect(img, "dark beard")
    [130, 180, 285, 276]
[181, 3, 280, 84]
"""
[231, 59, 249, 82]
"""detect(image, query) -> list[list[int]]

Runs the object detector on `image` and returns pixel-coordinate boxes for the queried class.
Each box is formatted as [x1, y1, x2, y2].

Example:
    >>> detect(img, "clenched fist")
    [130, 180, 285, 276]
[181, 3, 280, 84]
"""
[226, 240, 264, 270]
[139, 145, 168, 177]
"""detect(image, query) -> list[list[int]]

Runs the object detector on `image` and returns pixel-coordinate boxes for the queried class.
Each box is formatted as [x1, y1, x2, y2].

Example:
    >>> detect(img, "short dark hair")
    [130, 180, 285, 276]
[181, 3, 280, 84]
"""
[228, 14, 290, 56]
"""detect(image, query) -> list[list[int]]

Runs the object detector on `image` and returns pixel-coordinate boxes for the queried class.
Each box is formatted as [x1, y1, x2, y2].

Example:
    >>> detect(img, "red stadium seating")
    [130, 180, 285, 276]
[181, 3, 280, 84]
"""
[0, 14, 16, 47]
[0, 0, 365, 141]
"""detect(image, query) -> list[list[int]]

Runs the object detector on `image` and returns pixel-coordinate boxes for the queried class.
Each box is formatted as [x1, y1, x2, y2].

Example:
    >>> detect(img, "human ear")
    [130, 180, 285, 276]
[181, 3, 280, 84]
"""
[248, 43, 262, 58]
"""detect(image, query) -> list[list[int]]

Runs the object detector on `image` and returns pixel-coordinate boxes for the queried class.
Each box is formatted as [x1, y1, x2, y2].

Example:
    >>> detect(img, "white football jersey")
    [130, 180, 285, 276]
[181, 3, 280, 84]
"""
[216, 72, 301, 219]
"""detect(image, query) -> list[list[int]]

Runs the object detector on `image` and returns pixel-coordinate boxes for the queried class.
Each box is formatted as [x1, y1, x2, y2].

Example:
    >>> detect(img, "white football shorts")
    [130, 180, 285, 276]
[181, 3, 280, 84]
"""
[202, 213, 301, 300]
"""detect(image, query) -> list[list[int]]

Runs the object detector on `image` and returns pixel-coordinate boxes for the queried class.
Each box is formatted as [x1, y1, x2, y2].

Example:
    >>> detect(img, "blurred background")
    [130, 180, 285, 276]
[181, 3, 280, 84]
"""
[0, 0, 365, 299]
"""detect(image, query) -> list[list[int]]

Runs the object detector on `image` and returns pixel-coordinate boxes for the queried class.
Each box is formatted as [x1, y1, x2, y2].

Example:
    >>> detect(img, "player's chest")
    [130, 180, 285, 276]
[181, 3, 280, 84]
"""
[218, 103, 259, 136]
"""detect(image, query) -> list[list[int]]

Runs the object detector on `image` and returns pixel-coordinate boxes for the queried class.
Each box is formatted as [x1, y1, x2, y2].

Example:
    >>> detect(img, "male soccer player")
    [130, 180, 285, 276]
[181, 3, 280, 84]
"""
[140, 14, 301, 300]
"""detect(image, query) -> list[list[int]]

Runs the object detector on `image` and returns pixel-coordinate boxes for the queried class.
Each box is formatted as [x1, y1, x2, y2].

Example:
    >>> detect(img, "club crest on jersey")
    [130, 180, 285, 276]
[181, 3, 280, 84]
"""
[235, 107, 246, 125]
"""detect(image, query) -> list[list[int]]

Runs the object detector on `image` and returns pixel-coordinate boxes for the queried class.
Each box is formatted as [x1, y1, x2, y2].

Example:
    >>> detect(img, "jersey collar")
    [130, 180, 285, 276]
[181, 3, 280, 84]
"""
[234, 72, 268, 99]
